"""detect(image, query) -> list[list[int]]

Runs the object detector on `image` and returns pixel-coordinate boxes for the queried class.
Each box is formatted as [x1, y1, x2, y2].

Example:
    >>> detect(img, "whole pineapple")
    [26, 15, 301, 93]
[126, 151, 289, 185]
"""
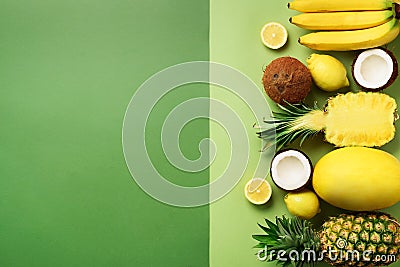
[320, 213, 400, 266]
[253, 212, 400, 266]
[258, 92, 397, 150]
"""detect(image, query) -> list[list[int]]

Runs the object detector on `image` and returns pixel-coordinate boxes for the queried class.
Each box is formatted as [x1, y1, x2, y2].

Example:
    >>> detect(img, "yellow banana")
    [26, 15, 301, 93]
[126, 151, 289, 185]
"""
[299, 18, 400, 51]
[288, 0, 393, 12]
[290, 10, 393, 30]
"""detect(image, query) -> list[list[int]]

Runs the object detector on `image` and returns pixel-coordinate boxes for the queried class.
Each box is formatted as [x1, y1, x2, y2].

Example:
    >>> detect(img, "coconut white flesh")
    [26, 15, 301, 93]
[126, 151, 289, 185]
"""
[353, 48, 393, 89]
[271, 150, 311, 190]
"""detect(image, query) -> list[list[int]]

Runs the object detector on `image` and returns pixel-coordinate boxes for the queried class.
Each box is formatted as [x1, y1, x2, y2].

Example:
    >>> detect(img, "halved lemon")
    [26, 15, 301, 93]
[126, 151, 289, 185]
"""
[244, 178, 272, 205]
[260, 22, 288, 49]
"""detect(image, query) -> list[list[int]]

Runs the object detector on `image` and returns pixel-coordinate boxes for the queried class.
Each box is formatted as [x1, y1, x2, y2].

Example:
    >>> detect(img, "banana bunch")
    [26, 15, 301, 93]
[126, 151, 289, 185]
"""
[288, 0, 400, 51]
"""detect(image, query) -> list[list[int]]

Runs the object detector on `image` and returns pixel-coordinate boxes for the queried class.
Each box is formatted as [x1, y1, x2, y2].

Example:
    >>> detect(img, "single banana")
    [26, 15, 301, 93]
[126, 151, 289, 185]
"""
[290, 10, 393, 30]
[288, 0, 393, 12]
[299, 18, 400, 51]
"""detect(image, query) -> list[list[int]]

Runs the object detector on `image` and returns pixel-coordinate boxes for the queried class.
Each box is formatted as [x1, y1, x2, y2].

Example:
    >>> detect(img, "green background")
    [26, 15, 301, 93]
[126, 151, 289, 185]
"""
[0, 0, 209, 266]
[1, 1, 400, 267]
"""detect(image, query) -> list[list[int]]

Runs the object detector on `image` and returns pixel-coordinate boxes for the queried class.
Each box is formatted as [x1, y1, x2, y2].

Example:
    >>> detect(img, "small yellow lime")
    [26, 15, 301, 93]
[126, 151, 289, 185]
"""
[284, 189, 320, 219]
[244, 178, 272, 205]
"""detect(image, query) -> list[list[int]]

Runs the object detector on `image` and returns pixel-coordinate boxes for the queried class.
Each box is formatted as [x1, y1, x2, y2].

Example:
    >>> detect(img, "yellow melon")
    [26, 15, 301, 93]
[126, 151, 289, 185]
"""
[312, 147, 400, 211]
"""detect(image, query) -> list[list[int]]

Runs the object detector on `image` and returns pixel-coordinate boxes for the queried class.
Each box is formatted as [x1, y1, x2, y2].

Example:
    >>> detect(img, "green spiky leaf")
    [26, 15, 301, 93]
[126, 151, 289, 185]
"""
[252, 216, 321, 267]
[256, 102, 323, 150]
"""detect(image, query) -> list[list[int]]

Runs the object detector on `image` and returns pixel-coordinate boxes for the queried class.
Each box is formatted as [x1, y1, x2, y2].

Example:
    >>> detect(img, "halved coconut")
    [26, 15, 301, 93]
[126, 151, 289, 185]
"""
[270, 149, 312, 191]
[352, 48, 398, 91]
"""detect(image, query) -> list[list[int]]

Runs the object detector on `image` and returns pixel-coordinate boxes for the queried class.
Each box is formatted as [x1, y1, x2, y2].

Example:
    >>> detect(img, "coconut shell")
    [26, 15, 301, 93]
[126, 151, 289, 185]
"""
[351, 47, 398, 92]
[395, 3, 400, 19]
[262, 56, 312, 104]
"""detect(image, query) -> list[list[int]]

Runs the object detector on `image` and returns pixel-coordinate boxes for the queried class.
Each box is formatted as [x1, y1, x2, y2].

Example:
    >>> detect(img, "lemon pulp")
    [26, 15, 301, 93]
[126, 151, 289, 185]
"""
[260, 22, 288, 49]
[245, 178, 272, 205]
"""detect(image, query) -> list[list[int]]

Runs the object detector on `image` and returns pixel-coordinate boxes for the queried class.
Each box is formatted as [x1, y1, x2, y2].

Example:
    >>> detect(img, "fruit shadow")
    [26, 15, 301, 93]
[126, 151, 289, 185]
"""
[250, 197, 274, 211]
[311, 199, 344, 228]
[283, 135, 332, 165]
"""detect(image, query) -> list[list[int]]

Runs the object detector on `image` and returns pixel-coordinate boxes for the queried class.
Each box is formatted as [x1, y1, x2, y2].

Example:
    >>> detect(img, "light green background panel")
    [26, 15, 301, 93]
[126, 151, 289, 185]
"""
[210, 1, 293, 266]
[0, 1, 210, 266]
[210, 0, 400, 267]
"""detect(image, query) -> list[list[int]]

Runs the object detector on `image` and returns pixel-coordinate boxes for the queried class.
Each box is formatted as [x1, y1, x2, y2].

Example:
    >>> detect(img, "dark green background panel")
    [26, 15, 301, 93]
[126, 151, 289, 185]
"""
[0, 1, 209, 266]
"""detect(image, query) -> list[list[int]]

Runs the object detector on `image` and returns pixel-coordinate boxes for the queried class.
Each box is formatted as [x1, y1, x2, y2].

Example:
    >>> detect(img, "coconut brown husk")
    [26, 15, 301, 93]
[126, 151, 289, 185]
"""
[395, 3, 400, 19]
[262, 56, 312, 104]
[351, 47, 398, 92]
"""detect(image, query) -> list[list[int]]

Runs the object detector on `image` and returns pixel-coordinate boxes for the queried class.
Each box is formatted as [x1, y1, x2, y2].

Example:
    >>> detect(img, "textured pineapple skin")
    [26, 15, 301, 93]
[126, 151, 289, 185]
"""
[318, 212, 400, 266]
[324, 92, 397, 147]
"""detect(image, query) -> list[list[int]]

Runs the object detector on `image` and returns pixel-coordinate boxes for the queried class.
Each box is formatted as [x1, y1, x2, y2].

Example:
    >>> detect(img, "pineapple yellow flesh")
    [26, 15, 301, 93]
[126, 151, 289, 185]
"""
[258, 92, 397, 148]
[324, 92, 396, 147]
[292, 110, 326, 132]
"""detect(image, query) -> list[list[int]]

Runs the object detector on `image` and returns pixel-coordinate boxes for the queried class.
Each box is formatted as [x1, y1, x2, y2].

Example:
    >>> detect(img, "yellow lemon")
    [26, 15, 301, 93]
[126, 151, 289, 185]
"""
[260, 22, 288, 49]
[284, 189, 320, 219]
[306, 54, 349, 91]
[244, 178, 272, 205]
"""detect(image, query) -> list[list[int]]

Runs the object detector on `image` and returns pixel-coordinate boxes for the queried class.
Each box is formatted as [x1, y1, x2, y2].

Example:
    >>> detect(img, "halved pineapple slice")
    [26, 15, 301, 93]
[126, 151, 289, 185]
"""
[258, 92, 397, 149]
[325, 92, 396, 147]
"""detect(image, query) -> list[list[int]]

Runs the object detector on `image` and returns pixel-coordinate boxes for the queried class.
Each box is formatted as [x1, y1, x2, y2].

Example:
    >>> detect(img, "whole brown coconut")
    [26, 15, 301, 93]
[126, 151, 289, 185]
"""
[262, 56, 312, 104]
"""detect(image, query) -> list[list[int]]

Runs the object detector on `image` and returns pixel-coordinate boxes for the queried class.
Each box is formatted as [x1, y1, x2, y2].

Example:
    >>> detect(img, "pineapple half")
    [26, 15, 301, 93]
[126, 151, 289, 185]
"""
[258, 92, 397, 149]
[253, 212, 400, 267]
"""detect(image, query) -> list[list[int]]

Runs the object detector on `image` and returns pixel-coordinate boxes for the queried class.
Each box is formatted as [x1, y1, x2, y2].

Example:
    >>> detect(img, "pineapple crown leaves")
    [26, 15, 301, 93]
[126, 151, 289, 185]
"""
[256, 101, 322, 151]
[253, 216, 321, 267]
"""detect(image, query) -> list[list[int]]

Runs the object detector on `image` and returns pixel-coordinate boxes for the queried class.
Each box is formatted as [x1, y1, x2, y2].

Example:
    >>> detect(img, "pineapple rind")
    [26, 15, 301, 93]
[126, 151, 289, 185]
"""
[318, 212, 400, 266]
[324, 92, 397, 147]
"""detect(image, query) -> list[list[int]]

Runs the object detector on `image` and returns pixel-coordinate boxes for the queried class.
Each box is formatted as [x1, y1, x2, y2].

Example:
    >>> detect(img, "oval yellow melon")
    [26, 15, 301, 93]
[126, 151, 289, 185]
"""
[312, 147, 400, 211]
